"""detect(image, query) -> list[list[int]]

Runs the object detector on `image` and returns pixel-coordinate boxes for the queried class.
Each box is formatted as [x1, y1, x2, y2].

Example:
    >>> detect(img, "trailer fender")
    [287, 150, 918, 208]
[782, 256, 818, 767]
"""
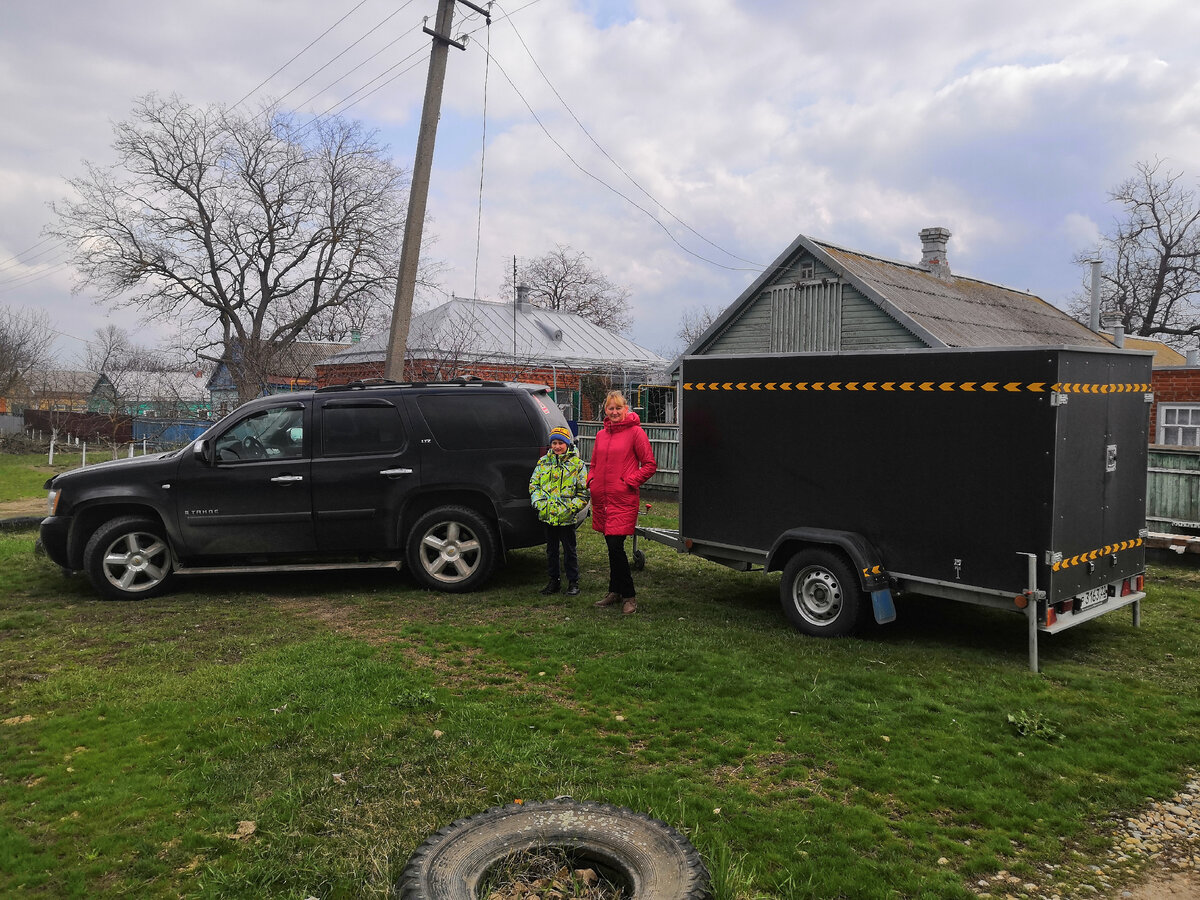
[766, 527, 890, 594]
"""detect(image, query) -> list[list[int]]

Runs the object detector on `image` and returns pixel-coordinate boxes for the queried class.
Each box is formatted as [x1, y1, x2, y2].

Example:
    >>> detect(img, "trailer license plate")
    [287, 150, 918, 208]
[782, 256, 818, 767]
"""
[1076, 586, 1108, 612]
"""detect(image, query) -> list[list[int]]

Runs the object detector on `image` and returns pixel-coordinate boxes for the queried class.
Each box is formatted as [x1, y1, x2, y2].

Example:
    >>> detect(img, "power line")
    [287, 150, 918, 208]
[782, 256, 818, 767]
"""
[472, 16, 493, 300]
[494, 1, 764, 269]
[478, 44, 763, 274]
[275, 0, 422, 109]
[230, 0, 375, 110]
[0, 235, 65, 270]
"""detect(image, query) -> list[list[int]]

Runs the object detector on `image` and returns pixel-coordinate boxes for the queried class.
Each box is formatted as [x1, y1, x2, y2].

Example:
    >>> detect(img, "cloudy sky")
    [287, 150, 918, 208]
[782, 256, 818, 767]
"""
[2, 0, 1199, 363]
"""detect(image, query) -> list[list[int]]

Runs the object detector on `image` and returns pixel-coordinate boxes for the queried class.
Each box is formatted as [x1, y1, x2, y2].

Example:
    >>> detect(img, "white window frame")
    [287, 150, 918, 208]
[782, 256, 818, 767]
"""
[1158, 403, 1200, 446]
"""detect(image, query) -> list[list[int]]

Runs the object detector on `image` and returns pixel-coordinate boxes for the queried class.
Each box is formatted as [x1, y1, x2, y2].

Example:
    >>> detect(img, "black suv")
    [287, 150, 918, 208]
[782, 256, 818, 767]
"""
[40, 379, 568, 600]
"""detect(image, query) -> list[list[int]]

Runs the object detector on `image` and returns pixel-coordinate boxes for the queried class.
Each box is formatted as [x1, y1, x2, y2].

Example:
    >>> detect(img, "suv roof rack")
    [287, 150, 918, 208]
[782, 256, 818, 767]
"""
[316, 377, 512, 392]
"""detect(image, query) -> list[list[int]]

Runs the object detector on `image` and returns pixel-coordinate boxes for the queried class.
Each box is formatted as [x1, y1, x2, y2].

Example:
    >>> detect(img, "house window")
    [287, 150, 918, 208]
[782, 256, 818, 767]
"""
[797, 261, 815, 280]
[1159, 405, 1200, 446]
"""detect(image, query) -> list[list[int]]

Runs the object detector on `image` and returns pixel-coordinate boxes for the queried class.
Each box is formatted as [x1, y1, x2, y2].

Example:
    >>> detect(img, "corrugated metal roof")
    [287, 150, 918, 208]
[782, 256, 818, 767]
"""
[321, 298, 668, 370]
[1112, 335, 1186, 367]
[817, 242, 1109, 348]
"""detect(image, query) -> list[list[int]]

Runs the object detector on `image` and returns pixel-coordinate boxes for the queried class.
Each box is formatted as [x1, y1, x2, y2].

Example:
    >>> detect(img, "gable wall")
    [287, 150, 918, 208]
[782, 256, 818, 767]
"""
[701, 252, 921, 355]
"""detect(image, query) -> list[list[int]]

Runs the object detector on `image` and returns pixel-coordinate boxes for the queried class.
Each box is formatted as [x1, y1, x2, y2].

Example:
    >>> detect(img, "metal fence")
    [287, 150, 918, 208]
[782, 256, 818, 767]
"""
[574, 421, 679, 493]
[1146, 446, 1200, 535]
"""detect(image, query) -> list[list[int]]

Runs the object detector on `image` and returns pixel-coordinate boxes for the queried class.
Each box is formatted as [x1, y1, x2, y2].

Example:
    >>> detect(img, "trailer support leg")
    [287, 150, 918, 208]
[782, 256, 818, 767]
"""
[1022, 553, 1040, 674]
[1132, 599, 1141, 628]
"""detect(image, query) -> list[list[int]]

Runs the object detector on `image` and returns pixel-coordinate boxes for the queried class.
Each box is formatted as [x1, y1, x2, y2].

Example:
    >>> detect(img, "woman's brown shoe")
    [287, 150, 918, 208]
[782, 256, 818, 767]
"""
[622, 598, 637, 614]
[594, 592, 621, 608]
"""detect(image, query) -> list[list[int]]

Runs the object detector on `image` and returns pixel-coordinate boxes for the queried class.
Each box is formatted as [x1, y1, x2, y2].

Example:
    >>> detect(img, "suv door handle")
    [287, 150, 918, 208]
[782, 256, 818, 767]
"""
[380, 468, 414, 477]
[270, 475, 305, 483]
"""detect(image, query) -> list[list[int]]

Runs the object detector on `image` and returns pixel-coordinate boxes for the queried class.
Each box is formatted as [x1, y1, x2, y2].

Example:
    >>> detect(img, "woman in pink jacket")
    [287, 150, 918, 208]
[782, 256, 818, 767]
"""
[589, 390, 657, 614]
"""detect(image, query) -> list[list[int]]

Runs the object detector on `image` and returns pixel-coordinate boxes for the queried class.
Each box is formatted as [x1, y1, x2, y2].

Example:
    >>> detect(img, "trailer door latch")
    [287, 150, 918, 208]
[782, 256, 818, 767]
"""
[1050, 392, 1069, 407]
[1106, 444, 1118, 473]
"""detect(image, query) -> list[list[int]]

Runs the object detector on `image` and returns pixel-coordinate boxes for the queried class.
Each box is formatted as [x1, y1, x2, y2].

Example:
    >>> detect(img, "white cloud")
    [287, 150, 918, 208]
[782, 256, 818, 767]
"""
[3, 0, 1200, 357]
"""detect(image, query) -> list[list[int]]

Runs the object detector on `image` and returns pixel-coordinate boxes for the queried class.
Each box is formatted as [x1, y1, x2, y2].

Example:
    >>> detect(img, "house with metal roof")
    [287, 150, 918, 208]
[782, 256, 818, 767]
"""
[316, 291, 668, 420]
[684, 227, 1109, 358]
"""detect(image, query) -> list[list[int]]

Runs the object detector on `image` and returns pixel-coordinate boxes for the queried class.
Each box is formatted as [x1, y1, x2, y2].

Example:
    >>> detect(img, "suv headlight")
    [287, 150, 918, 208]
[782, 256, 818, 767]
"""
[47, 489, 60, 517]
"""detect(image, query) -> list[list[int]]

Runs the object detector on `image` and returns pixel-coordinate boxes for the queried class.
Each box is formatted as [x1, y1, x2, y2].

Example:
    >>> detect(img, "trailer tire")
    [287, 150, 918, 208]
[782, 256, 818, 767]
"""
[397, 799, 711, 900]
[780, 548, 866, 637]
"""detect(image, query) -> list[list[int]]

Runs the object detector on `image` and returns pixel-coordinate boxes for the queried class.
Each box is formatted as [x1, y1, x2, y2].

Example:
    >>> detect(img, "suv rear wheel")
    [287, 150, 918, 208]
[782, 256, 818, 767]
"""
[83, 515, 175, 601]
[406, 506, 497, 593]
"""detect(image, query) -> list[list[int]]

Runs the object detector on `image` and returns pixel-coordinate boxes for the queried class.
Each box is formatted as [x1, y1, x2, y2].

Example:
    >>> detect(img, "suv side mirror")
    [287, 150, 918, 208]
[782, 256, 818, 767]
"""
[193, 439, 212, 464]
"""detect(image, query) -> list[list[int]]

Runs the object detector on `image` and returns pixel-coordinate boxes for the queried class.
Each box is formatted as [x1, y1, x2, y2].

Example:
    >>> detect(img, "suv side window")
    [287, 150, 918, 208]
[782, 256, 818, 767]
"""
[417, 393, 535, 450]
[321, 401, 406, 456]
[215, 405, 305, 462]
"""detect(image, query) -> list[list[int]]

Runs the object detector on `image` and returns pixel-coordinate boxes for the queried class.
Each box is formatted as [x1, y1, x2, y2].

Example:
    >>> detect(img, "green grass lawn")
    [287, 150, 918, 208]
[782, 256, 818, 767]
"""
[1, 454, 1198, 898]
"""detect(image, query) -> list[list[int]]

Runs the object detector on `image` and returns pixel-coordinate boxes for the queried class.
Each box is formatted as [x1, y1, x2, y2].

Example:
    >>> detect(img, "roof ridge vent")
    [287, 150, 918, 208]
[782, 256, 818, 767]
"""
[535, 317, 562, 342]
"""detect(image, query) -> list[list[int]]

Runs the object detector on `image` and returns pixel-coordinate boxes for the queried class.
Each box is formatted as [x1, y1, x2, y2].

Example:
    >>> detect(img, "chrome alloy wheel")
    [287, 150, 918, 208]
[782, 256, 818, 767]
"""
[100, 530, 173, 594]
[415, 519, 483, 585]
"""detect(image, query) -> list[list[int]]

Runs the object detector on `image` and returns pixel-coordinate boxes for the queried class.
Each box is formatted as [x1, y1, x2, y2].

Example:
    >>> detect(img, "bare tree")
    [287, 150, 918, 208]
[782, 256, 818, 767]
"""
[1070, 159, 1200, 346]
[676, 303, 720, 351]
[50, 93, 435, 404]
[0, 305, 56, 403]
[501, 245, 633, 333]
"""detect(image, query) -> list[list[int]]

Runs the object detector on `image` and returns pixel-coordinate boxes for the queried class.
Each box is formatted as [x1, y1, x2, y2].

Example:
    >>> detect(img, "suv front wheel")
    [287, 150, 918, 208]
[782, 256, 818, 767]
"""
[83, 515, 175, 601]
[406, 506, 498, 593]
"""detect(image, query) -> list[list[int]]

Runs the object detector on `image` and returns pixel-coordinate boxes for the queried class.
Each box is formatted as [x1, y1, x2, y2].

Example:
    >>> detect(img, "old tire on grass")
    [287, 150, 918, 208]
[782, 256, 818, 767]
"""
[397, 799, 711, 900]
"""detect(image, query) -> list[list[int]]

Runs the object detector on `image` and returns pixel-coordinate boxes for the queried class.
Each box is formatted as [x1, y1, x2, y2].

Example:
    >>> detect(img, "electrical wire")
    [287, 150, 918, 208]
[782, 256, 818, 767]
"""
[472, 15, 492, 300]
[230, 0, 375, 110]
[478, 44, 762, 273]
[276, 1, 422, 109]
[493, 0, 765, 269]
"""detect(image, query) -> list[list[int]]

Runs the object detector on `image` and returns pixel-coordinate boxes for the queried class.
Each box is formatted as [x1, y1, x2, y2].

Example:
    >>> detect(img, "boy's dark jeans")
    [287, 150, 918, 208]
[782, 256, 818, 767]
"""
[545, 524, 579, 583]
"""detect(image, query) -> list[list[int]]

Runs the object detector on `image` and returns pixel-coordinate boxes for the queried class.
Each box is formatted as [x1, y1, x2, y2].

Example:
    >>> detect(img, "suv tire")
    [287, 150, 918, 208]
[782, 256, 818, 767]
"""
[407, 505, 497, 593]
[83, 515, 175, 601]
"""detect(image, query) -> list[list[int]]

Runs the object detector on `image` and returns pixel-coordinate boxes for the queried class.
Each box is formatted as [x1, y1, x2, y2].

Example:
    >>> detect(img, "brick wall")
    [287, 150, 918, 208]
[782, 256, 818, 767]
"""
[1150, 368, 1200, 442]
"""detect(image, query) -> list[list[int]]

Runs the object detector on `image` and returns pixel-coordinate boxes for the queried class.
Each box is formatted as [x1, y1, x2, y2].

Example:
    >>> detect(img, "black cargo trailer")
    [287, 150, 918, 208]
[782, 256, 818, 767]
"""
[638, 346, 1151, 671]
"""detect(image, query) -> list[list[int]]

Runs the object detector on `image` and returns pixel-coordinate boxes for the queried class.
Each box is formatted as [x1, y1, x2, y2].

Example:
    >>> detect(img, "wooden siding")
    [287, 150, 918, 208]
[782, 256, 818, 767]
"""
[700, 250, 922, 355]
[840, 287, 925, 350]
[706, 292, 771, 354]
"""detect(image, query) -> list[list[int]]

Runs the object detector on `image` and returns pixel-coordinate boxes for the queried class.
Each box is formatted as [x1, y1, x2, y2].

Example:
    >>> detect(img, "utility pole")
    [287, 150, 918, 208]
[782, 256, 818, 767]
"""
[384, 0, 491, 380]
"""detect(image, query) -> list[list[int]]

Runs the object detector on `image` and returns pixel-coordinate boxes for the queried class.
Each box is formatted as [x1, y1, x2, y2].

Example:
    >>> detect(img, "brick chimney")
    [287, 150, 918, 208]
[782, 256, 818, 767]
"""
[516, 283, 533, 312]
[918, 227, 952, 280]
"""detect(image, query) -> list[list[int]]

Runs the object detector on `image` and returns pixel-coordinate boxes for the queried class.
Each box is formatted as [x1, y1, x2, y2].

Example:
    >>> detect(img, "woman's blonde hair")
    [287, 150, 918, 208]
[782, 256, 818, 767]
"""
[604, 390, 627, 409]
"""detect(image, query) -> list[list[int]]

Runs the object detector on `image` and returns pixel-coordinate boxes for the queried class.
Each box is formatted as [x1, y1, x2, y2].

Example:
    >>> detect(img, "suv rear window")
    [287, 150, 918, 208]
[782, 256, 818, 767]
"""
[417, 393, 536, 450]
[321, 401, 406, 456]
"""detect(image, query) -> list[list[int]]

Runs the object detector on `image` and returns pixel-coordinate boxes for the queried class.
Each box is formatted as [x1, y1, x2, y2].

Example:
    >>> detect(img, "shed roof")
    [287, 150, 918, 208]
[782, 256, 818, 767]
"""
[320, 298, 668, 371]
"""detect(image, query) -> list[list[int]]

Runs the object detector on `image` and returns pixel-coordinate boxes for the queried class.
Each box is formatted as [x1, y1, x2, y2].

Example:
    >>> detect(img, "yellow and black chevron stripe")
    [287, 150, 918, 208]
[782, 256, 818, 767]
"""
[681, 381, 1151, 393]
[1052, 538, 1144, 572]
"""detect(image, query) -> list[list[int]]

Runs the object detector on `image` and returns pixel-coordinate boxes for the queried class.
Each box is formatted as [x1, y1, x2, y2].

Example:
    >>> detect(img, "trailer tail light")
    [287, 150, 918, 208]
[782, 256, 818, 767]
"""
[1135, 573, 1145, 592]
[1121, 578, 1132, 597]
[1044, 607, 1058, 626]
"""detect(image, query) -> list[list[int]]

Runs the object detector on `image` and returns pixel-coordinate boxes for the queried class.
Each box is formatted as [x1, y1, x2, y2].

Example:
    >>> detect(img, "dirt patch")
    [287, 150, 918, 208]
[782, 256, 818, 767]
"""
[0, 497, 45, 518]
[1121, 871, 1200, 898]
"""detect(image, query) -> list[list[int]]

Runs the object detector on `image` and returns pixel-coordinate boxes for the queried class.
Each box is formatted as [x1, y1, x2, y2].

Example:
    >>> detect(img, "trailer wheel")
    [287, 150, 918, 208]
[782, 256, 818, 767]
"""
[780, 548, 866, 637]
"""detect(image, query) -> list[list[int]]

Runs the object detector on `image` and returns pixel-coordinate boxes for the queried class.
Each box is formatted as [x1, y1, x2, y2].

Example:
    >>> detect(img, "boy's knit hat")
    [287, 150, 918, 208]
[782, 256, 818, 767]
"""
[548, 426, 574, 446]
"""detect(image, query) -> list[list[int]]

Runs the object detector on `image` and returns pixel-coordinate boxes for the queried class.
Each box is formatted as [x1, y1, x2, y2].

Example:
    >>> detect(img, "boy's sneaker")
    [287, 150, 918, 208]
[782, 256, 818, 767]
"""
[539, 581, 561, 595]
[565, 582, 580, 596]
